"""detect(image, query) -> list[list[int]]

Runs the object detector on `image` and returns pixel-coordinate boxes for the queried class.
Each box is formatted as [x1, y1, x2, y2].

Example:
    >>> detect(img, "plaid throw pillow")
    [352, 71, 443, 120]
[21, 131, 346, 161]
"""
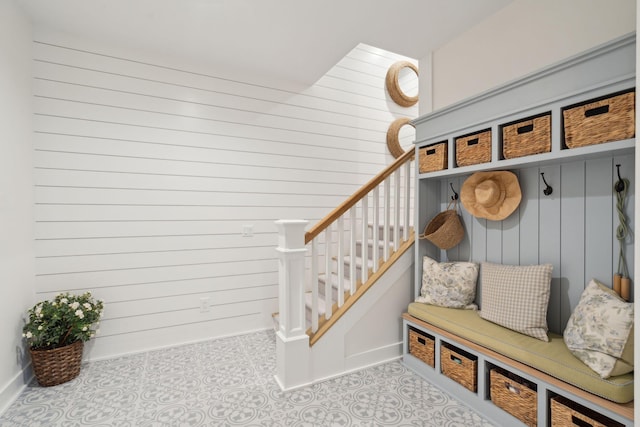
[479, 262, 553, 341]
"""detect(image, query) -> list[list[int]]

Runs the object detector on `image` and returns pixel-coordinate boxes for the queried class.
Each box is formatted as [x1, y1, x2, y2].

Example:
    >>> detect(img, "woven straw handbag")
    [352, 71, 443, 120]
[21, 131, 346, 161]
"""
[419, 200, 464, 250]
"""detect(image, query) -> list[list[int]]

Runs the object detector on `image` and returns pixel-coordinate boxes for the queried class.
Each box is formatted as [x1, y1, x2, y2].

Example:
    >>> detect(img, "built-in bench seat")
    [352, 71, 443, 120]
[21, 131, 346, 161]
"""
[407, 302, 634, 404]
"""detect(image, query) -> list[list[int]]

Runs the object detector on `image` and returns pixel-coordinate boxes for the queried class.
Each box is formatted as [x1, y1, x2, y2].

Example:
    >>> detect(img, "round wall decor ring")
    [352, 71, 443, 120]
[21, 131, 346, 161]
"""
[386, 61, 419, 107]
[386, 117, 415, 158]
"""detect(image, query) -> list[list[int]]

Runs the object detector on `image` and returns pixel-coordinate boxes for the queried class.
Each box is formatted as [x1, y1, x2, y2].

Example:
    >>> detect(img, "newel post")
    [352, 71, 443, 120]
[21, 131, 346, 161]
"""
[274, 219, 310, 390]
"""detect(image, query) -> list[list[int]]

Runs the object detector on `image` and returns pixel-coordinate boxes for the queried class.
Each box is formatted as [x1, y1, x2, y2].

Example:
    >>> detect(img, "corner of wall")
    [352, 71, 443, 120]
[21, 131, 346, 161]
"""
[0, 0, 36, 415]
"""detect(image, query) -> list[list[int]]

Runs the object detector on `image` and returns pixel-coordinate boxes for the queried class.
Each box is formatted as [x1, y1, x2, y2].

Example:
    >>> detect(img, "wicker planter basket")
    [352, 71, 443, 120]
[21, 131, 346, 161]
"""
[29, 341, 84, 387]
[490, 368, 537, 426]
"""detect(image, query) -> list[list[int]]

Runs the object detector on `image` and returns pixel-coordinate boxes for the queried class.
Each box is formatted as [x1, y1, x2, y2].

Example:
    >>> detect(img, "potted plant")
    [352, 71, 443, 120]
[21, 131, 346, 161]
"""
[22, 292, 104, 386]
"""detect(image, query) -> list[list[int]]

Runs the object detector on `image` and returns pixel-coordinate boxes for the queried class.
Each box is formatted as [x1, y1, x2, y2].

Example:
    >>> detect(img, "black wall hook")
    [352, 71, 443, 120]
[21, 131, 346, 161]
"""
[540, 172, 553, 196]
[450, 182, 459, 201]
[615, 164, 625, 193]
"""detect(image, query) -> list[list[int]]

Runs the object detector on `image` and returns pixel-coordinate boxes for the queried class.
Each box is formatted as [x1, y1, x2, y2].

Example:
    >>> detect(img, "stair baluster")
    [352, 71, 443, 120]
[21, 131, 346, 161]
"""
[336, 216, 345, 307]
[372, 186, 380, 272]
[383, 176, 391, 262]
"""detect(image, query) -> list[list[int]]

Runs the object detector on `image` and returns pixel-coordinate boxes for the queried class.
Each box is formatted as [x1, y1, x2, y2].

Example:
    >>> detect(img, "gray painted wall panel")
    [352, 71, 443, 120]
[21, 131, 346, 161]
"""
[486, 221, 502, 264]
[584, 158, 614, 290]
[560, 161, 586, 330]
[501, 183, 520, 266]
[428, 154, 634, 334]
[518, 167, 540, 264]
[538, 165, 562, 333]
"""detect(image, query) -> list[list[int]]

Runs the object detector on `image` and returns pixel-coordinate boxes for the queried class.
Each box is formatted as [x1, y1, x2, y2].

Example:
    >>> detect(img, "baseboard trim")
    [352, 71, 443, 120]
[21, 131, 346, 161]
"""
[0, 366, 32, 417]
[85, 326, 273, 363]
[345, 341, 403, 370]
[313, 355, 403, 386]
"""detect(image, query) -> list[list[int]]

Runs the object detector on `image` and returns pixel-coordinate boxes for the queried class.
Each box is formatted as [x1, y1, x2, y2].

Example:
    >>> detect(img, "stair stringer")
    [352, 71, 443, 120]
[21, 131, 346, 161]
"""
[308, 244, 414, 384]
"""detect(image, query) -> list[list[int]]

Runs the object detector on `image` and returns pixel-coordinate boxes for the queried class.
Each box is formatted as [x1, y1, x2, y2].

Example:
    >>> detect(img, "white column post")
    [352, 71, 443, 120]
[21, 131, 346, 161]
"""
[274, 219, 311, 391]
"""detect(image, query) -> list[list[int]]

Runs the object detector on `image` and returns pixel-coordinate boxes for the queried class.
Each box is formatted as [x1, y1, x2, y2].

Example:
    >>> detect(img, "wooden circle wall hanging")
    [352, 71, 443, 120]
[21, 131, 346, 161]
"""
[386, 61, 419, 107]
[386, 117, 415, 158]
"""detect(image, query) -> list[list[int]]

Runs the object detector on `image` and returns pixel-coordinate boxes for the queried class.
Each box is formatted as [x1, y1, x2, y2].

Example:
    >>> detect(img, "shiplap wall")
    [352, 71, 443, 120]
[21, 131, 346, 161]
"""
[32, 36, 419, 359]
[431, 154, 635, 334]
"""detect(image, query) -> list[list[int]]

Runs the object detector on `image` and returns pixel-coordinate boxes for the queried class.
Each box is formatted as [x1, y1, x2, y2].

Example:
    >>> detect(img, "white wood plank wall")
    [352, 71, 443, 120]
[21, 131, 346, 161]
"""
[32, 36, 419, 358]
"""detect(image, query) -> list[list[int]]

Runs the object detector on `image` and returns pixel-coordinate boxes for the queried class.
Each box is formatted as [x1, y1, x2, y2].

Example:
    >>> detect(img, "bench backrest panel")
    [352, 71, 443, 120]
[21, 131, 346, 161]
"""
[418, 154, 635, 335]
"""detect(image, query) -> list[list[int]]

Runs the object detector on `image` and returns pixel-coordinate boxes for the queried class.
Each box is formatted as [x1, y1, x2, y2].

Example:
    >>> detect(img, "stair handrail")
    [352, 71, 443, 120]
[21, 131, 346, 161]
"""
[275, 148, 416, 389]
[305, 148, 415, 244]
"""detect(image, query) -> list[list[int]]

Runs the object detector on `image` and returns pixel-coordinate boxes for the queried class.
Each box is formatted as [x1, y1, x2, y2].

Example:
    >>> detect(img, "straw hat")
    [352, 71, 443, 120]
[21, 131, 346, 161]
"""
[460, 171, 522, 220]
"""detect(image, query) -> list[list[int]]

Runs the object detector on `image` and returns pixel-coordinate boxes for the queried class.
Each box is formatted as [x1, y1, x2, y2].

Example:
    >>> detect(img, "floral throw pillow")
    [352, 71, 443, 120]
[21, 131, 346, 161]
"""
[479, 262, 553, 341]
[416, 256, 479, 309]
[563, 279, 634, 379]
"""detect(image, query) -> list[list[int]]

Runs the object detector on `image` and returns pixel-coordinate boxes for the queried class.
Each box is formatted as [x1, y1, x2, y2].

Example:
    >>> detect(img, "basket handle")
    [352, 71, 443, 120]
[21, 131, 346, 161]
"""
[446, 197, 458, 212]
[517, 123, 534, 134]
[426, 148, 436, 155]
[450, 354, 462, 364]
[571, 415, 593, 427]
[417, 337, 426, 345]
[466, 138, 479, 146]
[585, 104, 609, 117]
[505, 382, 521, 395]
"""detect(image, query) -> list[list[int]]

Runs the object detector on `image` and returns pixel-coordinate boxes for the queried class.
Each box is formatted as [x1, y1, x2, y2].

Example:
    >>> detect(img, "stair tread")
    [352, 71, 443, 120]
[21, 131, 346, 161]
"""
[318, 272, 351, 289]
[305, 292, 327, 315]
[342, 255, 374, 268]
[360, 238, 395, 247]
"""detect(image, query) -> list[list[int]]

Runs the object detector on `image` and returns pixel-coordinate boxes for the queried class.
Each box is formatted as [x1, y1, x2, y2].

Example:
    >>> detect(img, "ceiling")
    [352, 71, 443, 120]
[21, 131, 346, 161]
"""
[19, 0, 514, 85]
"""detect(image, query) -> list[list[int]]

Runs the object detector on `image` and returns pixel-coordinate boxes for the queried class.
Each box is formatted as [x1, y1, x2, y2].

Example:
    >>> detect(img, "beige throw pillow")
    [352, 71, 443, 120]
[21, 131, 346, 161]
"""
[563, 279, 634, 378]
[479, 262, 553, 341]
[416, 257, 479, 309]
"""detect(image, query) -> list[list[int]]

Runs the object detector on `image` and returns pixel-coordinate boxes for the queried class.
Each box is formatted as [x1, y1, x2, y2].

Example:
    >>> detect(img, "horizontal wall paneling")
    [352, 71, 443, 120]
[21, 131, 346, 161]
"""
[33, 35, 419, 358]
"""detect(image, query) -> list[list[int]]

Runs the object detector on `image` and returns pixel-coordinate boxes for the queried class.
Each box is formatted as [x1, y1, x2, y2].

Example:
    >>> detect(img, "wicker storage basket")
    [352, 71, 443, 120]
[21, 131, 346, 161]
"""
[563, 91, 635, 149]
[408, 327, 435, 367]
[440, 343, 477, 392]
[419, 142, 447, 173]
[490, 368, 537, 427]
[455, 129, 491, 167]
[550, 396, 623, 427]
[502, 113, 551, 159]
[29, 340, 84, 387]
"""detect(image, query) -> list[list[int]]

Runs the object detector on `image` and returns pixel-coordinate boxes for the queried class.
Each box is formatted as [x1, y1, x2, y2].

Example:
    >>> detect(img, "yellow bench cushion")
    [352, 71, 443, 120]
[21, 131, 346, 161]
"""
[407, 302, 634, 403]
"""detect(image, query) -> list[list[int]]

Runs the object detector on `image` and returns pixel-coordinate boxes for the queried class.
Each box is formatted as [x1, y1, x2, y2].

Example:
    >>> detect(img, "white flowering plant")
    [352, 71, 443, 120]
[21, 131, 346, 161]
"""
[22, 292, 104, 350]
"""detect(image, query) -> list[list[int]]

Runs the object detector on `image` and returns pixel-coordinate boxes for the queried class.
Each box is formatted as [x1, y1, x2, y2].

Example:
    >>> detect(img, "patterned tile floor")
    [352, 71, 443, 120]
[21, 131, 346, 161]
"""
[0, 330, 495, 426]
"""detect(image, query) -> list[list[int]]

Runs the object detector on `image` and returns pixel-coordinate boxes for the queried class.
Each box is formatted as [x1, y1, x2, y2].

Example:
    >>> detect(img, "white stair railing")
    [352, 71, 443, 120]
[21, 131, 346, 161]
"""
[274, 149, 415, 390]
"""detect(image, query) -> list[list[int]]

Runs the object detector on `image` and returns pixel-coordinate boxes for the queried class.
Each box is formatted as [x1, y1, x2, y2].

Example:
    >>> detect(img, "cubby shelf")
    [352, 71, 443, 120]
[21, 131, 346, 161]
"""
[403, 316, 633, 427]
[405, 33, 636, 427]
[418, 138, 635, 179]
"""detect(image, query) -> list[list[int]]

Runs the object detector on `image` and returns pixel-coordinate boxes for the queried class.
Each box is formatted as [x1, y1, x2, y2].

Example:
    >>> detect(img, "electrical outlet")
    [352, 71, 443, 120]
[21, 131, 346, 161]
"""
[242, 224, 253, 237]
[199, 297, 210, 313]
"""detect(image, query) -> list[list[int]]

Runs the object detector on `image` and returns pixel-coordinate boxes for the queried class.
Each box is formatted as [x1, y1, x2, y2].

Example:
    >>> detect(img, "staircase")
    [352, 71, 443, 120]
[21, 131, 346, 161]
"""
[273, 149, 416, 390]
[303, 224, 411, 340]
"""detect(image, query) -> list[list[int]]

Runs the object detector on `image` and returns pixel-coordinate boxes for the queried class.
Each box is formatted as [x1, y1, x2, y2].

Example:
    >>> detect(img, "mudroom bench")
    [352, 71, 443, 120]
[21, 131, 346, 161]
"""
[402, 308, 633, 427]
[405, 33, 636, 427]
